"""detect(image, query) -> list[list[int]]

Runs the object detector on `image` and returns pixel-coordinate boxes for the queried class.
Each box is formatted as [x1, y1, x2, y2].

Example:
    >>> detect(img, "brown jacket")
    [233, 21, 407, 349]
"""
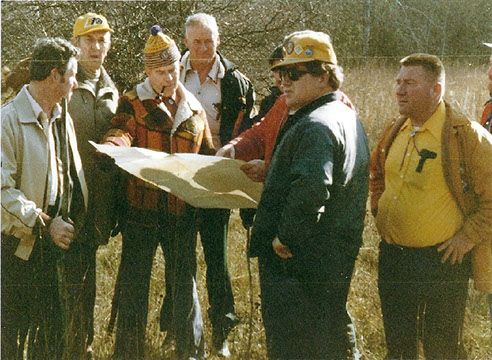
[104, 82, 214, 222]
[370, 101, 492, 292]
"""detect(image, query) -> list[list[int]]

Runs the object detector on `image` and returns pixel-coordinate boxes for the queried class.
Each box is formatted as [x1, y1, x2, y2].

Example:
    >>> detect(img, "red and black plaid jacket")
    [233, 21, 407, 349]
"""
[104, 83, 214, 221]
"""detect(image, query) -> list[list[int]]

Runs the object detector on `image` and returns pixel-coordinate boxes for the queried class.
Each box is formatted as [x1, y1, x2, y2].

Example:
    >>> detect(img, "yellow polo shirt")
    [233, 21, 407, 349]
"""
[376, 102, 463, 247]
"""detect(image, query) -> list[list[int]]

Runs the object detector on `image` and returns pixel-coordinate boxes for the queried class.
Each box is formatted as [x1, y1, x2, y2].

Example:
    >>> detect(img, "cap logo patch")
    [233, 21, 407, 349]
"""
[160, 50, 170, 61]
[305, 47, 313, 57]
[285, 41, 294, 55]
[85, 17, 103, 28]
[294, 45, 303, 55]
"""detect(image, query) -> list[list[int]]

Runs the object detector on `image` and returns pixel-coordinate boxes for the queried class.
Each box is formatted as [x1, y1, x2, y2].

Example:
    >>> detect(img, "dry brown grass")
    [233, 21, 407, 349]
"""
[93, 63, 491, 359]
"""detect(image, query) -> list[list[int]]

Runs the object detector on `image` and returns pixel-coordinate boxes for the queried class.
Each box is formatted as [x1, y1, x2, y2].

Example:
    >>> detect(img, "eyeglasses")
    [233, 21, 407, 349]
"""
[278, 67, 310, 81]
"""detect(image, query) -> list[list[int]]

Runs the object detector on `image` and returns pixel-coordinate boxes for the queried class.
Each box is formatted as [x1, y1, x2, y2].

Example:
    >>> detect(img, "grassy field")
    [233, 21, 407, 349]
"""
[92, 63, 491, 359]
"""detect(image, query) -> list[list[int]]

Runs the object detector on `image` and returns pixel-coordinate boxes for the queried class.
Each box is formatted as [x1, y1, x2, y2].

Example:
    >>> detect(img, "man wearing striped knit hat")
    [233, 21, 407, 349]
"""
[103, 25, 213, 360]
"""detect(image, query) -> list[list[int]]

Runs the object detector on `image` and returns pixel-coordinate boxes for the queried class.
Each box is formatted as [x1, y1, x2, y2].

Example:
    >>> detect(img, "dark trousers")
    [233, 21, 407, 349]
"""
[378, 241, 470, 360]
[2, 236, 35, 360]
[1, 234, 63, 360]
[160, 208, 236, 343]
[113, 208, 204, 360]
[489, 294, 492, 331]
[58, 241, 97, 360]
[257, 252, 359, 360]
[198, 208, 236, 338]
[2, 234, 97, 360]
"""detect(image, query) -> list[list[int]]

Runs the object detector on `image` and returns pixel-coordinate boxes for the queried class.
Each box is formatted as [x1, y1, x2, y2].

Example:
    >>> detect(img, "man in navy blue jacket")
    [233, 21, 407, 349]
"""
[250, 30, 369, 360]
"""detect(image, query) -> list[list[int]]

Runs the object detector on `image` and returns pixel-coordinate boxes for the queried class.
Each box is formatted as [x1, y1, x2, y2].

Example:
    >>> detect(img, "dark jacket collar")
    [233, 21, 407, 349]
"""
[76, 65, 117, 93]
[290, 92, 338, 121]
[274, 92, 338, 152]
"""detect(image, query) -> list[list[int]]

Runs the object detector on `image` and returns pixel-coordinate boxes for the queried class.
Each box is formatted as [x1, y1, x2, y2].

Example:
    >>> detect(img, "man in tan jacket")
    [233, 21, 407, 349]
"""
[370, 53, 492, 359]
[480, 41, 492, 331]
[1, 37, 87, 359]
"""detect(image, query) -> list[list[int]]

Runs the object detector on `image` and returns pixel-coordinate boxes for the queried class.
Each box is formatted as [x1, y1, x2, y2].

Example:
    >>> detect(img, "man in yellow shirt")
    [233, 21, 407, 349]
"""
[371, 53, 492, 359]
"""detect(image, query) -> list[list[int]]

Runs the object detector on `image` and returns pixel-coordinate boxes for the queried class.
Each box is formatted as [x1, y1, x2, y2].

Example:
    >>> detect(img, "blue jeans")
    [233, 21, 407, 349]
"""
[197, 209, 237, 339]
[161, 208, 236, 345]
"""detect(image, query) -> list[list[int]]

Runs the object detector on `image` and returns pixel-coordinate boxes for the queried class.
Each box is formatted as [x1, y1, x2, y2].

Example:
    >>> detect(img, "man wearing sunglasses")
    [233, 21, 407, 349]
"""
[248, 30, 369, 359]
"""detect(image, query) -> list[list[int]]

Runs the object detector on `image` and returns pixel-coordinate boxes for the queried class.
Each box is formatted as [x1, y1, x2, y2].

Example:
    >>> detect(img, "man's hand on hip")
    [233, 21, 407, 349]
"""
[438, 232, 475, 265]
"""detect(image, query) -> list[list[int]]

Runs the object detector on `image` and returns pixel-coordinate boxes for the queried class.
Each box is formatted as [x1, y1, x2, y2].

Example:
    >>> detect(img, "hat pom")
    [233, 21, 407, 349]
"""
[150, 25, 162, 36]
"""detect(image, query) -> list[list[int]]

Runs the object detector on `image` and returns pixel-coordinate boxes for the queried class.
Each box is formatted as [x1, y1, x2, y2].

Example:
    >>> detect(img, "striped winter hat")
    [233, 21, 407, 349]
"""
[144, 25, 180, 68]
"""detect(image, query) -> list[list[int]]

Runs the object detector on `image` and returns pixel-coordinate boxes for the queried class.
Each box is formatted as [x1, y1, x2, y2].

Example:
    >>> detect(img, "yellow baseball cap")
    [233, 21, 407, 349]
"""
[273, 30, 337, 69]
[73, 13, 113, 37]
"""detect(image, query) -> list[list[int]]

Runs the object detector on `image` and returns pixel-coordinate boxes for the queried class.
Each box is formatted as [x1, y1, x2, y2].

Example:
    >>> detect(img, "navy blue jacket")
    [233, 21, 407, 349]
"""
[250, 93, 369, 280]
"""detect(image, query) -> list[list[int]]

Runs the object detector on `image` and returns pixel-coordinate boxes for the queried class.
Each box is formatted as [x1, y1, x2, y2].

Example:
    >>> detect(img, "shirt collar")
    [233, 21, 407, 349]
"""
[24, 85, 61, 122]
[182, 52, 225, 83]
[208, 55, 225, 82]
[399, 101, 445, 139]
[421, 101, 445, 139]
[181, 52, 193, 74]
[136, 78, 158, 101]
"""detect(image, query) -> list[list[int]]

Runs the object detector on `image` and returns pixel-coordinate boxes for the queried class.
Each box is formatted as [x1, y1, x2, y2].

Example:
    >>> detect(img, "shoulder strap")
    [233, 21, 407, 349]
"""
[453, 123, 479, 216]
[383, 116, 407, 155]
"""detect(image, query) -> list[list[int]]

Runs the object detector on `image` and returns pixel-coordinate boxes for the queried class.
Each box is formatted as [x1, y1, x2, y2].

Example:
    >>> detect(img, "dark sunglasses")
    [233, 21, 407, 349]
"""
[278, 67, 310, 81]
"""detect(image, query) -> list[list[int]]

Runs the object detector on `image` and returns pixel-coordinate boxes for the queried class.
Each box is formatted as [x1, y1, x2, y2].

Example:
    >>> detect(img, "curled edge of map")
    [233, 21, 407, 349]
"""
[90, 141, 262, 209]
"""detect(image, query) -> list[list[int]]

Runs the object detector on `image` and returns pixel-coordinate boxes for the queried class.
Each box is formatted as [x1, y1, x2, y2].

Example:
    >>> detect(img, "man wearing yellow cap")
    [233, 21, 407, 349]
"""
[64, 12, 119, 359]
[249, 30, 368, 359]
[102, 25, 213, 360]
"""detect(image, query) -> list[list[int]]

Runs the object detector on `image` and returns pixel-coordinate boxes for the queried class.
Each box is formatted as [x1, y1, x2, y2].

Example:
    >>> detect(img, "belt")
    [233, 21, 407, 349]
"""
[380, 240, 441, 254]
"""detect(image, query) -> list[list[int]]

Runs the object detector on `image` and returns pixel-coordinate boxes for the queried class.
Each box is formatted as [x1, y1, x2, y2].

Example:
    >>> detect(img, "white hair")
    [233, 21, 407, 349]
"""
[184, 13, 219, 39]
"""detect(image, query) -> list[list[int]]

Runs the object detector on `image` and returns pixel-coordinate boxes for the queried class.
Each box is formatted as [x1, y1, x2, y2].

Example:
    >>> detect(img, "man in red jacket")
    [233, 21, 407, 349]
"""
[482, 42, 492, 331]
[481, 43, 492, 132]
[217, 91, 354, 183]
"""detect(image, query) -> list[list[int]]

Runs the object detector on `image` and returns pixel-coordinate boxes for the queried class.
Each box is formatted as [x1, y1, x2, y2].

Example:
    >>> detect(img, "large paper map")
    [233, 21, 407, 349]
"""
[90, 142, 263, 209]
